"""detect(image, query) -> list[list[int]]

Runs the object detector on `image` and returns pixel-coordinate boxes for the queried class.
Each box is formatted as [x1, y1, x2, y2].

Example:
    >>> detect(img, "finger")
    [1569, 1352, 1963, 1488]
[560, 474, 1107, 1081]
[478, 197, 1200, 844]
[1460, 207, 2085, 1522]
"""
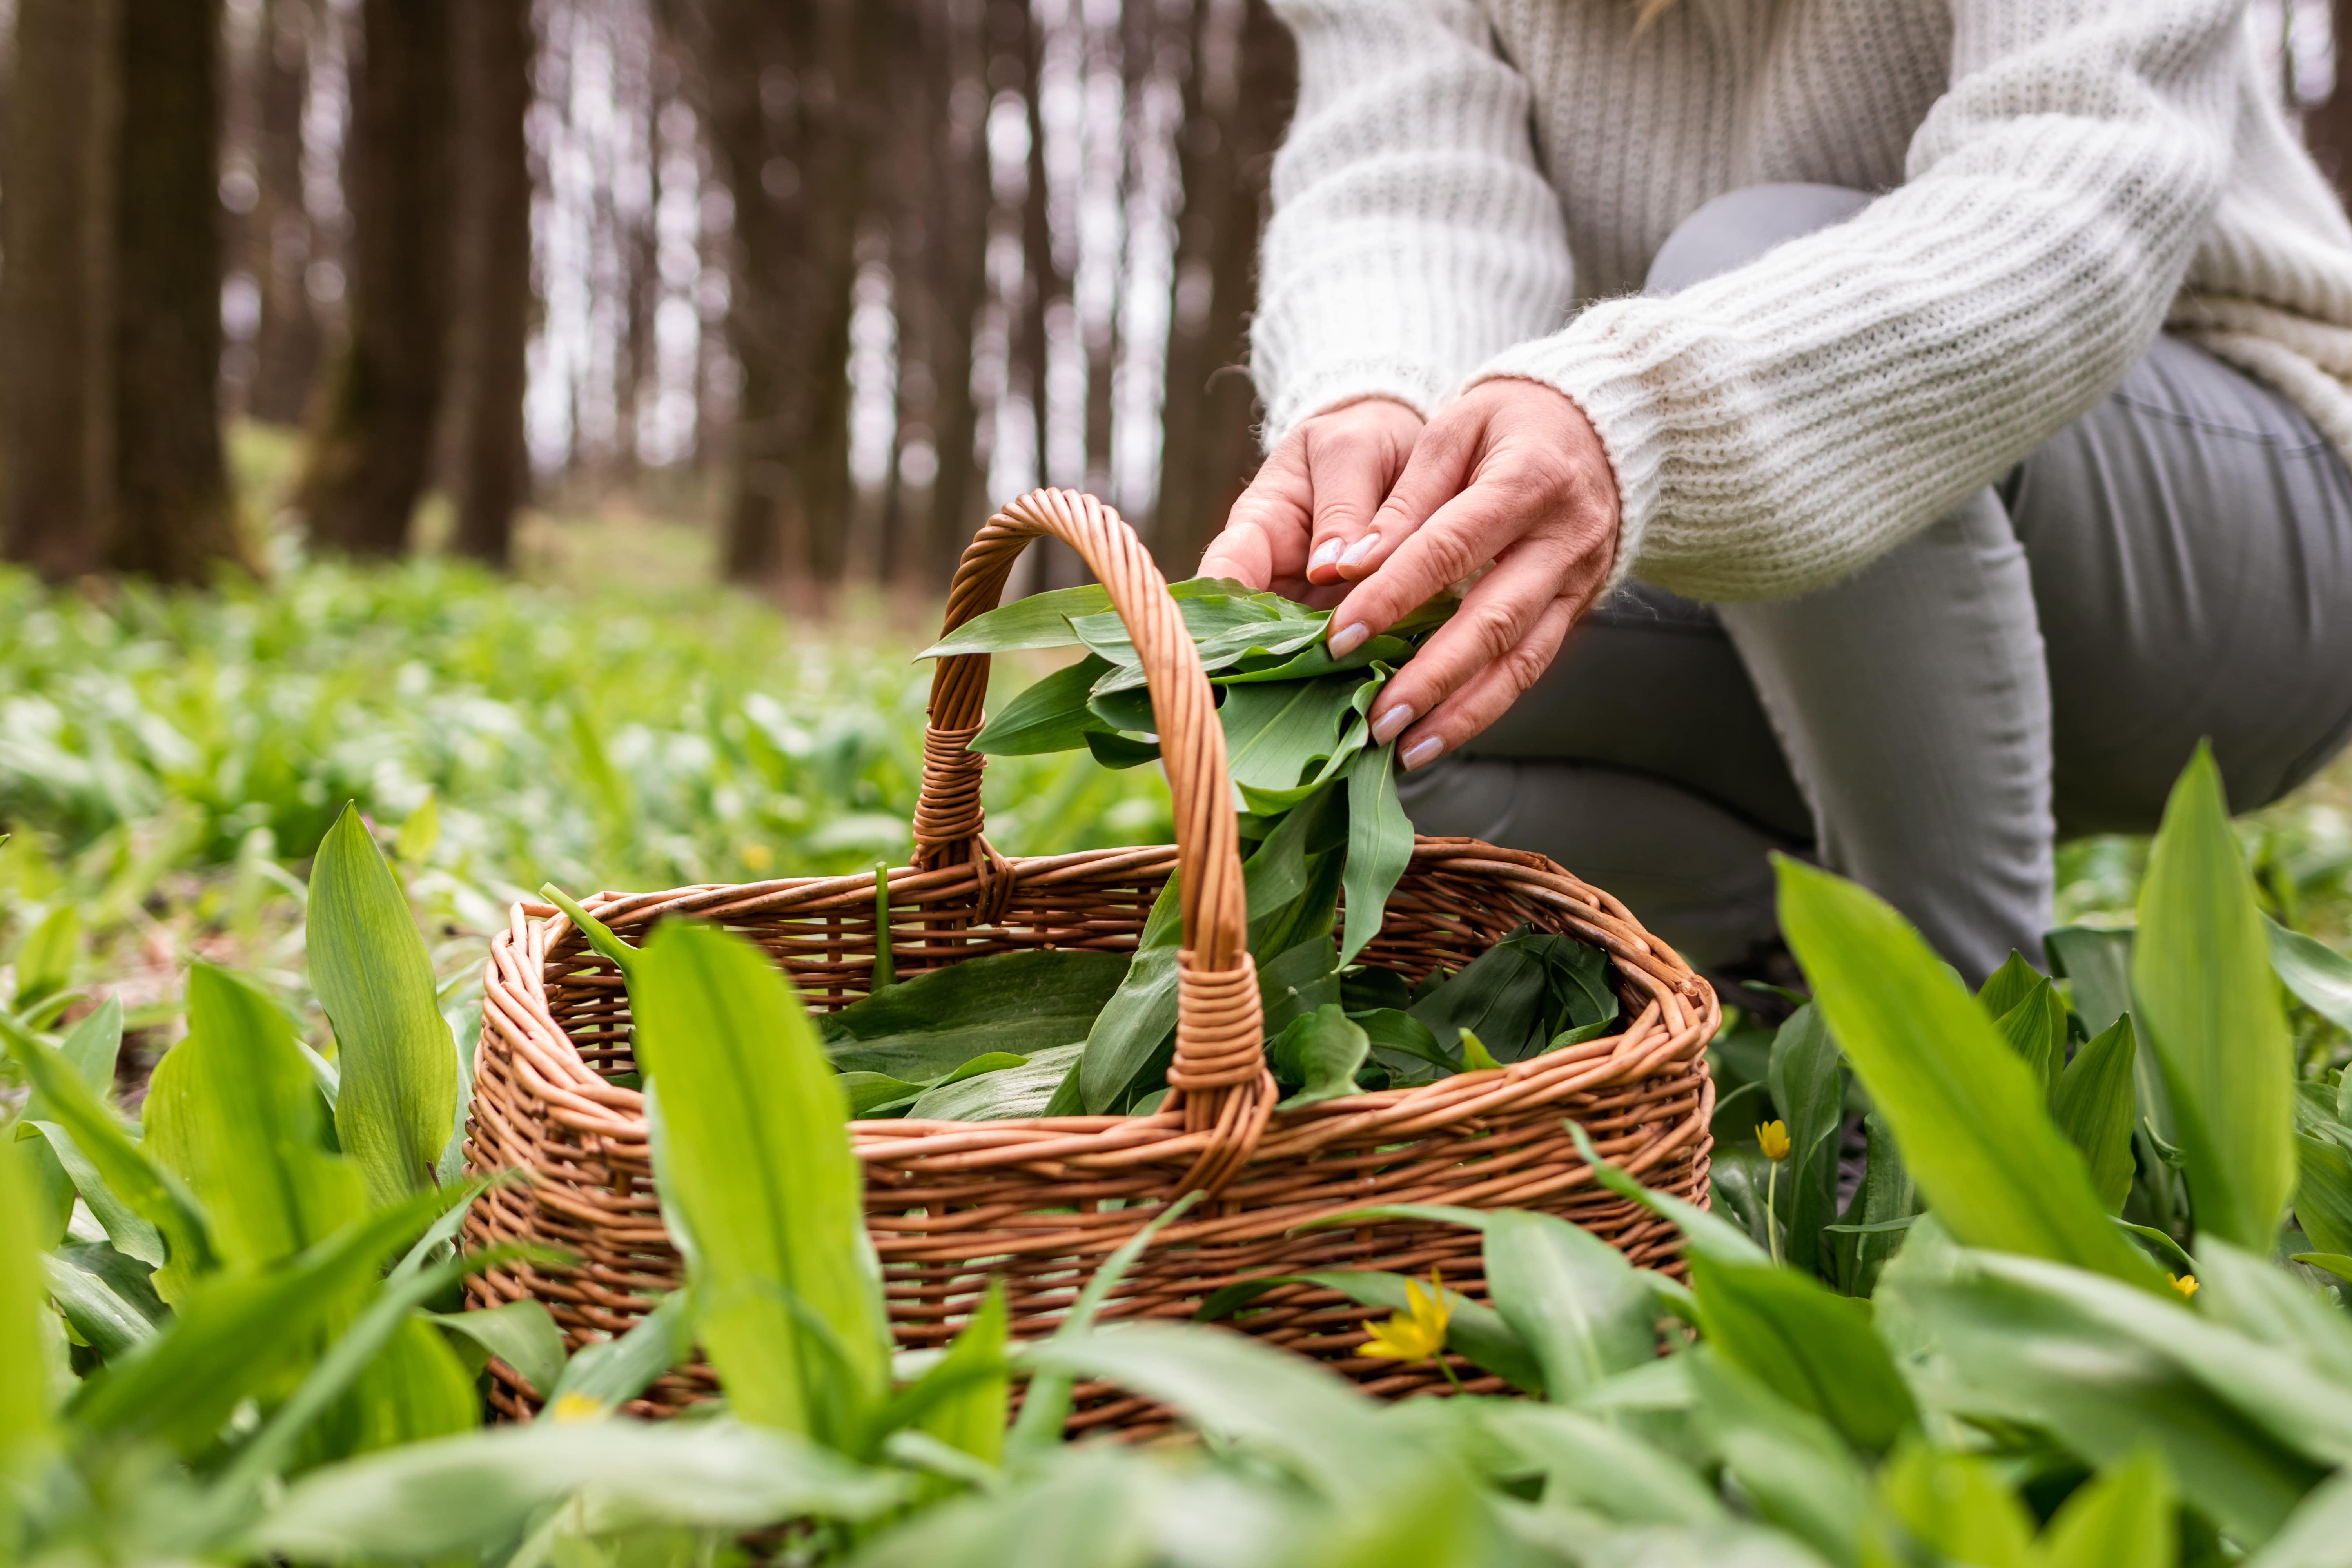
[1198, 447, 1312, 591]
[1299, 407, 1420, 586]
[1321, 411, 1483, 594]
[1327, 454, 1532, 659]
[1365, 524, 1579, 745]
[1395, 594, 1579, 769]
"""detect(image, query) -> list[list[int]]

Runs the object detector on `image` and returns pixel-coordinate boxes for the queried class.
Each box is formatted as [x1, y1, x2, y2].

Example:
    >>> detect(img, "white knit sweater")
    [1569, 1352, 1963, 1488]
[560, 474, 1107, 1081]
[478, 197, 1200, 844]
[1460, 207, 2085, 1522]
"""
[1249, 0, 2352, 601]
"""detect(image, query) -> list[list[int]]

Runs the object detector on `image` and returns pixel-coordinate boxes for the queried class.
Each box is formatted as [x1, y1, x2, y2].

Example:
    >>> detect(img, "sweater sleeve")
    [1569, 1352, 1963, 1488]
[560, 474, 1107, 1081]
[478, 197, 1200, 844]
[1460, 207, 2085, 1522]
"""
[1472, 0, 2242, 602]
[1250, 0, 1573, 448]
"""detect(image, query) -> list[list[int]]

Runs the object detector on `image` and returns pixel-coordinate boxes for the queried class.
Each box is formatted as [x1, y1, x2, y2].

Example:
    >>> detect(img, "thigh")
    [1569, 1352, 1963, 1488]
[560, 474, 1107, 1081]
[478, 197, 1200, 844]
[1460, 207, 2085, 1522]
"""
[1461, 582, 1814, 841]
[2006, 335, 2352, 834]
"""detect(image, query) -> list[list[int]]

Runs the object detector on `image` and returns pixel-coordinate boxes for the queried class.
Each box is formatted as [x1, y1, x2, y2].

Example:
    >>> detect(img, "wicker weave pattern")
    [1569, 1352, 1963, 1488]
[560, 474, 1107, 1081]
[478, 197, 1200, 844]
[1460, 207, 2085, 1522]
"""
[463, 490, 1717, 1427]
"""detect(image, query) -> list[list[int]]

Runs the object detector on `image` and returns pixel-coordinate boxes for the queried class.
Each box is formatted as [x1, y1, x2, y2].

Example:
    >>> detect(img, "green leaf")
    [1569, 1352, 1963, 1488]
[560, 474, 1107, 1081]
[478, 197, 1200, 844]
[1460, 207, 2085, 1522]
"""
[2054, 1016, 2141, 1213]
[1, 1015, 211, 1279]
[1773, 856, 2158, 1289]
[1690, 1348, 1870, 1568]
[1083, 730, 1161, 769]
[426, 1300, 566, 1399]
[329, 1314, 481, 1458]
[2189, 1237, 2352, 1390]
[826, 949, 1132, 1080]
[1688, 1254, 1917, 1454]
[1340, 742, 1412, 968]
[2292, 1131, 2352, 1257]
[1476, 1405, 1724, 1527]
[309, 801, 458, 1208]
[69, 1187, 453, 1455]
[1214, 634, 1412, 685]
[1993, 978, 2069, 1106]
[904, 1279, 1009, 1475]
[1258, 930, 1341, 1035]
[906, 1043, 1085, 1120]
[24, 1121, 165, 1269]
[42, 1251, 156, 1362]
[1409, 926, 1612, 1064]
[1480, 1209, 1656, 1404]
[2244, 1469, 2352, 1568]
[969, 656, 1115, 755]
[2044, 926, 2138, 1039]
[2264, 915, 2352, 1033]
[1007, 1190, 1206, 1454]
[11, 902, 79, 1012]
[1893, 1251, 2337, 1541]
[1978, 950, 2044, 1021]
[537, 882, 640, 980]
[548, 1289, 696, 1415]
[1079, 877, 1182, 1114]
[1268, 1005, 1370, 1109]
[20, 998, 127, 1250]
[918, 583, 1113, 657]
[1568, 1121, 1771, 1266]
[1220, 675, 1362, 804]
[632, 919, 890, 1446]
[248, 1418, 909, 1561]
[143, 963, 365, 1286]
[0, 1140, 53, 1463]
[2131, 746, 2297, 1252]
[1457, 1027, 1503, 1073]
[1028, 1324, 1399, 1507]
[1874, 1444, 2036, 1568]
[2029, 1449, 2177, 1568]
[1829, 1113, 1918, 1298]
[839, 1071, 927, 1117]
[1353, 1007, 1453, 1080]
[1767, 1004, 1845, 1279]
[1200, 1267, 1544, 1394]
[2290, 1252, 2352, 1287]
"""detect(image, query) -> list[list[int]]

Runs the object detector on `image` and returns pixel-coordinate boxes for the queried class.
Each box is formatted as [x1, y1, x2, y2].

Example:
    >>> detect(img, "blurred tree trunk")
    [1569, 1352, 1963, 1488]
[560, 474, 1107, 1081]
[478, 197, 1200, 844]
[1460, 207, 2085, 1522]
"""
[876, 0, 935, 586]
[296, 0, 452, 557]
[247, 0, 323, 426]
[1153, 0, 1294, 573]
[921, 0, 991, 589]
[696, 0, 882, 592]
[112, 0, 248, 582]
[1021, 2, 1083, 587]
[0, 0, 122, 580]
[447, 0, 535, 567]
[695, 0, 796, 584]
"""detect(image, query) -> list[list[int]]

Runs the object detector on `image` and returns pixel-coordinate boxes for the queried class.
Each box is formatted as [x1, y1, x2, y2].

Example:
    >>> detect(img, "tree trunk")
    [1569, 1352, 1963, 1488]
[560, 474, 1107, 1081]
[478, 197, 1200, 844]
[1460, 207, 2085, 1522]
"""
[1021, 2, 1083, 587]
[111, 0, 249, 583]
[921, 0, 991, 589]
[296, 0, 452, 557]
[694, 0, 797, 584]
[246, 0, 323, 426]
[1152, 0, 1294, 573]
[0, 0, 122, 581]
[448, 0, 535, 567]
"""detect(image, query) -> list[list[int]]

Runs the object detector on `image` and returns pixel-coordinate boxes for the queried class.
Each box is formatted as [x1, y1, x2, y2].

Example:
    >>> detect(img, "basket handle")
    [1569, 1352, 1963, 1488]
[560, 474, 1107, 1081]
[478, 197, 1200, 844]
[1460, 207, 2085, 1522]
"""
[913, 488, 1272, 1183]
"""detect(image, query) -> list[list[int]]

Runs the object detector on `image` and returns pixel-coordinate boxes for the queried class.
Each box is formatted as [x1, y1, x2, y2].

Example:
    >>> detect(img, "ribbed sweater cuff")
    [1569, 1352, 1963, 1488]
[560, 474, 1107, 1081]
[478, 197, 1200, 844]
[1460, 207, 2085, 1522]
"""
[1467, 316, 1670, 593]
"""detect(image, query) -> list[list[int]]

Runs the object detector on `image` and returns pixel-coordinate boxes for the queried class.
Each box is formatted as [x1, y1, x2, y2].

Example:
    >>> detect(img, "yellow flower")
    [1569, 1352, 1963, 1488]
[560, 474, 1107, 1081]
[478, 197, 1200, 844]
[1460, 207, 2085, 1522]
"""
[1359, 1270, 1455, 1364]
[547, 1391, 608, 1422]
[1757, 1120, 1792, 1162]
[2171, 1273, 2199, 1299]
[741, 842, 774, 872]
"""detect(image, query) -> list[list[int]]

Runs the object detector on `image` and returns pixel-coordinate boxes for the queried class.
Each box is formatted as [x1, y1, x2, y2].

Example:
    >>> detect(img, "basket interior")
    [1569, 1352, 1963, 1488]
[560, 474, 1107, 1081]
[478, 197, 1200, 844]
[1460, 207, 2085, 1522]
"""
[544, 854, 1626, 1081]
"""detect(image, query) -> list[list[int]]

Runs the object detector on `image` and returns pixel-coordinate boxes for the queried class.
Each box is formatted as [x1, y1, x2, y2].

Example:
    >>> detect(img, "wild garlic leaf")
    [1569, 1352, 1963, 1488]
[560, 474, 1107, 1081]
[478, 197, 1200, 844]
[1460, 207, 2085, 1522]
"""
[1340, 742, 1412, 969]
[969, 656, 1113, 756]
[824, 950, 1131, 1082]
[906, 1043, 1086, 1122]
[1268, 1004, 1371, 1109]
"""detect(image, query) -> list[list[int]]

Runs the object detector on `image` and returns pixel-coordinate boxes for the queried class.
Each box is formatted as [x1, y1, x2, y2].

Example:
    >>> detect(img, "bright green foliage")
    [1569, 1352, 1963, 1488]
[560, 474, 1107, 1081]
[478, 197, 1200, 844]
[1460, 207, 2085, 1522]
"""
[906, 1280, 1009, 1477]
[1872, 1444, 2037, 1567]
[1479, 1209, 1655, 1405]
[1767, 1004, 1846, 1277]
[308, 803, 459, 1208]
[143, 963, 363, 1280]
[0, 1138, 53, 1465]
[631, 918, 890, 1445]
[18, 997, 123, 1249]
[1775, 856, 2158, 1288]
[2133, 745, 2299, 1251]
[1690, 1255, 1916, 1454]
[2031, 1452, 2178, 1568]
[2053, 1016, 2141, 1212]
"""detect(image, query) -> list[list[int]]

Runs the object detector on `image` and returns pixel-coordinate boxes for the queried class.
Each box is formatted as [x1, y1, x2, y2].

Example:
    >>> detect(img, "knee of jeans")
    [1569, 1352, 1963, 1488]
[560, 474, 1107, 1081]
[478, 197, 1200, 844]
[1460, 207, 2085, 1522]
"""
[1645, 184, 1874, 296]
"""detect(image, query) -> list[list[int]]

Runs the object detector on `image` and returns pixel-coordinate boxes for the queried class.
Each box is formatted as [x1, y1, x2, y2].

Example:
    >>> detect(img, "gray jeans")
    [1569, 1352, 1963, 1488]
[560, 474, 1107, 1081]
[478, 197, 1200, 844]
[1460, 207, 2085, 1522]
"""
[1403, 185, 2352, 983]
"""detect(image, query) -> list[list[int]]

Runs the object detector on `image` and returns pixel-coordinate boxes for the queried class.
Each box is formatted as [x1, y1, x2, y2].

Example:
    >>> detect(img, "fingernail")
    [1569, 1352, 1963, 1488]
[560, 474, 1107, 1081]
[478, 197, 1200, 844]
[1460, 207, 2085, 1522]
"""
[1338, 532, 1381, 568]
[1328, 621, 1370, 658]
[1308, 537, 1343, 572]
[1372, 703, 1414, 745]
[1402, 736, 1445, 771]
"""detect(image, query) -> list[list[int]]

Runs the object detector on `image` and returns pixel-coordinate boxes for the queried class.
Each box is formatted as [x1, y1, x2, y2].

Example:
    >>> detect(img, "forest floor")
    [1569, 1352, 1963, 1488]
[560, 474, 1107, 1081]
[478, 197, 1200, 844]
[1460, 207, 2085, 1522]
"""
[2, 424, 2346, 1091]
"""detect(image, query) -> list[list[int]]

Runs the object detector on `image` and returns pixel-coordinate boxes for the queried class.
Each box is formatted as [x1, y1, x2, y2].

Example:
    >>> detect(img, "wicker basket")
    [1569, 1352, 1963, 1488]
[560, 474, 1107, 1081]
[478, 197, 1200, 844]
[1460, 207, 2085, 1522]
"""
[464, 488, 1717, 1431]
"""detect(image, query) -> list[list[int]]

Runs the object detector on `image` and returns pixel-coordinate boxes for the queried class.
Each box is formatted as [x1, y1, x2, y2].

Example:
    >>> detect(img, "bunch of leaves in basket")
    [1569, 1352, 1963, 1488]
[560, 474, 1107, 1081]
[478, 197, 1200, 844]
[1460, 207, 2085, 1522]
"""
[654, 578, 1623, 1126]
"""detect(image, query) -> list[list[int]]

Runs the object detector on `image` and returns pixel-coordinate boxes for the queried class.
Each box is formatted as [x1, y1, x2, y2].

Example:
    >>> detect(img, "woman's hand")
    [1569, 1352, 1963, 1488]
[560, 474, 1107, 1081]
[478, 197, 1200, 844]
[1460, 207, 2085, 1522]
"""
[1198, 397, 1426, 607]
[1338, 379, 1620, 768]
